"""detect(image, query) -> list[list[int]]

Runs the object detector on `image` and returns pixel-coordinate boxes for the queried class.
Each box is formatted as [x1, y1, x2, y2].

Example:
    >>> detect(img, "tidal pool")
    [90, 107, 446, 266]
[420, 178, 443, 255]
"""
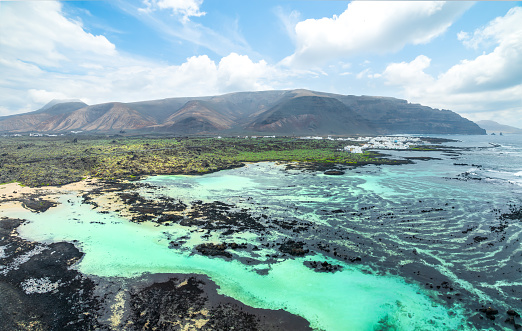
[5, 134, 522, 330]
[3, 187, 467, 330]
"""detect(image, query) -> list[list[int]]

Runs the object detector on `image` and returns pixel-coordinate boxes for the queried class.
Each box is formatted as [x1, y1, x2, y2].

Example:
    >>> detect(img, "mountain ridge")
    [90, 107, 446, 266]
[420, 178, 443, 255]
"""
[0, 89, 486, 135]
[476, 120, 522, 134]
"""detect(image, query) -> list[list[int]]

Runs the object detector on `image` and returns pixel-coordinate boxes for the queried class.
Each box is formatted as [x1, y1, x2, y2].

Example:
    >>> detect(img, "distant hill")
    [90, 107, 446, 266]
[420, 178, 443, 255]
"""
[0, 100, 88, 132]
[0, 89, 486, 135]
[35, 99, 86, 113]
[476, 120, 522, 134]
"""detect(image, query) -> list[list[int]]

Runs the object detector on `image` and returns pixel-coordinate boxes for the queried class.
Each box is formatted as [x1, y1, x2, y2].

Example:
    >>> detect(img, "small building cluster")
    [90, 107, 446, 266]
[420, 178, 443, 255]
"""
[343, 136, 422, 153]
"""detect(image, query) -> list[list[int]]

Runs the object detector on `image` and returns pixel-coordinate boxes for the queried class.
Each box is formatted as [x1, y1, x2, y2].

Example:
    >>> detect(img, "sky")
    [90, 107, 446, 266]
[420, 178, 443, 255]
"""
[0, 0, 521, 127]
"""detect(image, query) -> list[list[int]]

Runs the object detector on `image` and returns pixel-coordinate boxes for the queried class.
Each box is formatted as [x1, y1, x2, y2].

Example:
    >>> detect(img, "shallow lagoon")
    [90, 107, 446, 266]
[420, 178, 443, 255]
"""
[3, 134, 522, 330]
[6, 191, 465, 330]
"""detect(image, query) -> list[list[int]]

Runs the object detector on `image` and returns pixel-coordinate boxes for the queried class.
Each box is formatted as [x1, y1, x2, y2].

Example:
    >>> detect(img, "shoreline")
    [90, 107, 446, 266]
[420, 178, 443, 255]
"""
[0, 135, 456, 187]
[0, 162, 468, 330]
[2, 140, 520, 330]
[0, 216, 311, 330]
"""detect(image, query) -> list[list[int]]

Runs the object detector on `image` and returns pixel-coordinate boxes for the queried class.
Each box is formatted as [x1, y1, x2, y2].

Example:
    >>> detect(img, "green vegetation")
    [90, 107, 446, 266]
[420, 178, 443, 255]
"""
[0, 135, 405, 187]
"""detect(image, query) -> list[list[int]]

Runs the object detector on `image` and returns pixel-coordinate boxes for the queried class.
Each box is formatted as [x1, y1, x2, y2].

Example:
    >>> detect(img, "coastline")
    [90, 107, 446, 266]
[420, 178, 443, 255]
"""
[0, 216, 312, 330]
[2, 135, 521, 330]
[0, 162, 471, 330]
[0, 174, 314, 330]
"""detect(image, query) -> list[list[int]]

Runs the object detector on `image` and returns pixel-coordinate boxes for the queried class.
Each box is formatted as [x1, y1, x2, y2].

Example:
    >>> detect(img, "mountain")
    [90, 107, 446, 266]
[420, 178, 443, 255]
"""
[476, 120, 522, 134]
[247, 94, 375, 135]
[153, 100, 235, 133]
[0, 100, 88, 132]
[36, 99, 86, 113]
[335, 95, 483, 135]
[0, 89, 486, 135]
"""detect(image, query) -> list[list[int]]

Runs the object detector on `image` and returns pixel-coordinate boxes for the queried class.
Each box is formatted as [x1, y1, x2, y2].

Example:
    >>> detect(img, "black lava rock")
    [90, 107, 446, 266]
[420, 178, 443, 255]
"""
[304, 260, 342, 273]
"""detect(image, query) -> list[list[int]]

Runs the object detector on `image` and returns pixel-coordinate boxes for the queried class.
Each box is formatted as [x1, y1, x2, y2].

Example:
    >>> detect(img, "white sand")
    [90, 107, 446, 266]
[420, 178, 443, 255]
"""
[0, 178, 100, 211]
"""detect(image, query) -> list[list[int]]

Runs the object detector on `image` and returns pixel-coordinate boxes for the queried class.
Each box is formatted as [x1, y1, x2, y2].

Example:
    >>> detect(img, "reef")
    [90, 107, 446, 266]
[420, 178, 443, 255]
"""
[20, 197, 57, 213]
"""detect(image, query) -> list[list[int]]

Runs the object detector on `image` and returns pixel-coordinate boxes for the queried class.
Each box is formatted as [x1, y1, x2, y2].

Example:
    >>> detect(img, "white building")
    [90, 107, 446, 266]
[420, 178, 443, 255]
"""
[343, 136, 423, 153]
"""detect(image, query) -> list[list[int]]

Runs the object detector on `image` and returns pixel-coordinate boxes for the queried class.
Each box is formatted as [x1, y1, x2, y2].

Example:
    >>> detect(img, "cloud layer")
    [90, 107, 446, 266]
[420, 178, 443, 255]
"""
[383, 7, 522, 123]
[140, 0, 205, 22]
[0, 1, 278, 115]
[283, 1, 472, 67]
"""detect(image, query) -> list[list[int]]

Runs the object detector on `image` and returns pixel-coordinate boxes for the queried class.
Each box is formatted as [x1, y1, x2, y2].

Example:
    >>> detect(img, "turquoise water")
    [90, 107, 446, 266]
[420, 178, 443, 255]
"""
[4, 194, 465, 330]
[3, 134, 522, 330]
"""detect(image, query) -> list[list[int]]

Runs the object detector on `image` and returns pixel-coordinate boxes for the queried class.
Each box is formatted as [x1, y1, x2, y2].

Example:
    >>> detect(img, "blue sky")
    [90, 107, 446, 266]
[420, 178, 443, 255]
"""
[0, 1, 521, 127]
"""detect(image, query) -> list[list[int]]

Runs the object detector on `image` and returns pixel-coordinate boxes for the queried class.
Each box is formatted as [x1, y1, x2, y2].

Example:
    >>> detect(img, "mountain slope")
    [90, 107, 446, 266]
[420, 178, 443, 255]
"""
[35, 100, 87, 114]
[83, 103, 156, 131]
[247, 95, 376, 135]
[0, 101, 88, 132]
[0, 89, 486, 135]
[153, 100, 235, 133]
[336, 96, 483, 134]
[127, 90, 288, 125]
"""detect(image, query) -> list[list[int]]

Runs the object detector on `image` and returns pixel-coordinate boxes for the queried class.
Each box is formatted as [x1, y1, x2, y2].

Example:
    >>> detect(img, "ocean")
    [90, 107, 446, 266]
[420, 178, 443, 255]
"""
[3, 134, 521, 330]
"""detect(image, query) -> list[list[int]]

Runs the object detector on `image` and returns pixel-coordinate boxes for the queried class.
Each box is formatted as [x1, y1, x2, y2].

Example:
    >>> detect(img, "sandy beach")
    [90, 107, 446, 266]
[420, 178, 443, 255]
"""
[0, 178, 100, 212]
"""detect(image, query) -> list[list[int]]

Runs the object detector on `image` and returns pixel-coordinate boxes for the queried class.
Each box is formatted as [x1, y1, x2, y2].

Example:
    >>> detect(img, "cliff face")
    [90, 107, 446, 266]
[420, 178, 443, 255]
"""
[0, 90, 486, 135]
[337, 97, 484, 134]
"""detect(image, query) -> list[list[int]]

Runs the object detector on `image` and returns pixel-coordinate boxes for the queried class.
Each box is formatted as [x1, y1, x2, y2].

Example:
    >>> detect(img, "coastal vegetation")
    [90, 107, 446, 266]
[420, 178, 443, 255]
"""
[0, 135, 409, 187]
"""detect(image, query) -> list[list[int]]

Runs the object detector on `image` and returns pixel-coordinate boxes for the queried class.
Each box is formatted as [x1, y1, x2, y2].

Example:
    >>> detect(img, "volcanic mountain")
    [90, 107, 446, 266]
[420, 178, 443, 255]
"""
[0, 90, 486, 135]
[247, 94, 375, 135]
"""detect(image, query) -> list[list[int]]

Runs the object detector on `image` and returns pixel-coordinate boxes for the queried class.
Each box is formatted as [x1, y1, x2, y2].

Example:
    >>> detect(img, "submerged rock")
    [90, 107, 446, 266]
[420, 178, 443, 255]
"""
[0, 218, 99, 330]
[324, 170, 345, 176]
[21, 197, 57, 213]
[479, 307, 499, 317]
[196, 243, 232, 258]
[279, 240, 310, 256]
[304, 260, 342, 273]
[473, 236, 488, 243]
[129, 275, 312, 330]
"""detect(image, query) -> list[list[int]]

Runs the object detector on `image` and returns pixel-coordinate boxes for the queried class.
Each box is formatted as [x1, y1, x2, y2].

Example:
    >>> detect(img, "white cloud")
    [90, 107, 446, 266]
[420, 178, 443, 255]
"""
[218, 53, 273, 92]
[28, 90, 69, 104]
[274, 6, 301, 42]
[457, 6, 521, 50]
[457, 31, 469, 42]
[141, 0, 205, 23]
[282, 1, 472, 67]
[383, 7, 522, 126]
[383, 55, 433, 88]
[0, 1, 115, 68]
[117, 0, 253, 59]
[0, 1, 286, 115]
[356, 68, 382, 80]
[356, 69, 370, 80]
